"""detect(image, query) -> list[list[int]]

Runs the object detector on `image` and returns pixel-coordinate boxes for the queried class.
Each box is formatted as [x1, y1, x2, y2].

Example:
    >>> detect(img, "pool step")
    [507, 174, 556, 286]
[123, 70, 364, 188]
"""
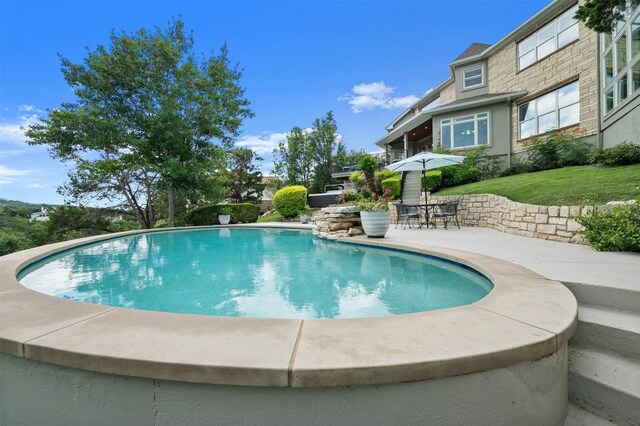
[563, 402, 619, 426]
[563, 281, 640, 313]
[568, 346, 640, 426]
[570, 304, 640, 359]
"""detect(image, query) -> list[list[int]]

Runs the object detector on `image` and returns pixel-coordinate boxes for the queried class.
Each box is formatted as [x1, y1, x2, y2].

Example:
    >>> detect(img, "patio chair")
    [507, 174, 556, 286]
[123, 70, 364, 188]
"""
[395, 203, 421, 229]
[432, 201, 460, 229]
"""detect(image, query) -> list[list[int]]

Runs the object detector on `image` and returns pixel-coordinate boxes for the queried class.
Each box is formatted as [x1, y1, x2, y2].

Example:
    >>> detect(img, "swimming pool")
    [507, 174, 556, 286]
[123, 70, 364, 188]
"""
[0, 225, 577, 424]
[18, 228, 492, 319]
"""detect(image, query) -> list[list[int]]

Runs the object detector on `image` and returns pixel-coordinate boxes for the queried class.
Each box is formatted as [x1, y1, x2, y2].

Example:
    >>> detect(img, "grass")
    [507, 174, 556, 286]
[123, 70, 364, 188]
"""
[435, 164, 640, 206]
[257, 212, 284, 222]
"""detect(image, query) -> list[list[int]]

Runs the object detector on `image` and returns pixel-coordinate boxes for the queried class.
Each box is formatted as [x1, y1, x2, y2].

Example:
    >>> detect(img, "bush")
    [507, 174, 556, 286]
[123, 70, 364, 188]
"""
[439, 164, 481, 188]
[524, 128, 593, 171]
[183, 203, 261, 225]
[0, 229, 32, 256]
[500, 155, 533, 177]
[273, 186, 308, 218]
[381, 176, 401, 199]
[577, 199, 640, 252]
[462, 146, 502, 179]
[349, 171, 365, 190]
[598, 143, 640, 166]
[421, 170, 442, 192]
[374, 169, 399, 194]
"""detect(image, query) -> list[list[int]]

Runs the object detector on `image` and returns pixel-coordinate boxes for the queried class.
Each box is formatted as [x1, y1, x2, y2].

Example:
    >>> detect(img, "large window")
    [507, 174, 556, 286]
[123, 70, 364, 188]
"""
[440, 112, 489, 149]
[463, 65, 485, 90]
[602, 4, 640, 115]
[518, 81, 580, 139]
[518, 5, 579, 70]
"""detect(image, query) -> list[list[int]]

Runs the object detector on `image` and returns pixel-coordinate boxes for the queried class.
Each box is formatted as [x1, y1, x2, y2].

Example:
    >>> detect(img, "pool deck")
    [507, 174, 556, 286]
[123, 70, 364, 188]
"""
[378, 225, 640, 292]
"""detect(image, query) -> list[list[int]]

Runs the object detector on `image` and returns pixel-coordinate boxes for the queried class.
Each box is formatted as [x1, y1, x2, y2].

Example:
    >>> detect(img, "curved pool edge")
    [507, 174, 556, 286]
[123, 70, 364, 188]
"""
[0, 225, 578, 389]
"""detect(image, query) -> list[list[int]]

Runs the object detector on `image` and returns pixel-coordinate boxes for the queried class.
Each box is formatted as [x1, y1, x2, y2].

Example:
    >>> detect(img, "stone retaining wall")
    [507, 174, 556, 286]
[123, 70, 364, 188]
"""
[313, 206, 364, 240]
[422, 194, 588, 243]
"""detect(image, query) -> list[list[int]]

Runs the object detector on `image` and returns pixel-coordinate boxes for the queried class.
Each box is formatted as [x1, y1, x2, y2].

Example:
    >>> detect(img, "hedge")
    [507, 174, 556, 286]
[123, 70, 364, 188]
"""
[381, 176, 401, 199]
[183, 203, 261, 226]
[273, 185, 308, 218]
[421, 171, 442, 192]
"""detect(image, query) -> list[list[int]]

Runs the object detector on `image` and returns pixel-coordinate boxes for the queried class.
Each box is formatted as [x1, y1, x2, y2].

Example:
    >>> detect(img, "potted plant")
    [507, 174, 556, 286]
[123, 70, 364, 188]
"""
[357, 188, 392, 238]
[218, 206, 232, 225]
[299, 207, 313, 224]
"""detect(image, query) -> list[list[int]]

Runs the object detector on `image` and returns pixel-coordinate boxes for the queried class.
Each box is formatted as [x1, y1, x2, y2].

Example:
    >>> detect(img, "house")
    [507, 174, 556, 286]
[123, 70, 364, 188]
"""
[376, 0, 639, 166]
[30, 207, 50, 222]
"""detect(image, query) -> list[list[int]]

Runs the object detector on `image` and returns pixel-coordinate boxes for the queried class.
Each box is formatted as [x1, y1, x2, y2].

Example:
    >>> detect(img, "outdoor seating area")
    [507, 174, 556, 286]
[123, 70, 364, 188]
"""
[393, 201, 461, 230]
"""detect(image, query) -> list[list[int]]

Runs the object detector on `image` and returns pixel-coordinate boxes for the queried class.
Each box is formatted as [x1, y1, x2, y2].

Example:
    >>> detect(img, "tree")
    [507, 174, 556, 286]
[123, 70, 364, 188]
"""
[225, 148, 264, 203]
[575, 0, 637, 33]
[272, 127, 314, 187]
[272, 111, 343, 193]
[309, 111, 340, 194]
[26, 19, 252, 228]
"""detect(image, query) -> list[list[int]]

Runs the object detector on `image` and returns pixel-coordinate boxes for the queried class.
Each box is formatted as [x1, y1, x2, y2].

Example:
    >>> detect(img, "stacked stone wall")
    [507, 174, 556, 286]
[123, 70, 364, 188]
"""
[424, 194, 588, 243]
[313, 206, 363, 240]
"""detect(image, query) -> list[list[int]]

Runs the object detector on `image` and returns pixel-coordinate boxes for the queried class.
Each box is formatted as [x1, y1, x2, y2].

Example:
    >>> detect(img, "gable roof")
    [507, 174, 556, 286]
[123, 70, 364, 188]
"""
[454, 43, 492, 61]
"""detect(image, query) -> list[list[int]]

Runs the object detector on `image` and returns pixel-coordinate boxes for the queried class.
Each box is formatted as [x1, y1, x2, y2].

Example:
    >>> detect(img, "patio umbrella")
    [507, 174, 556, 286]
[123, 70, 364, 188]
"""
[385, 152, 465, 203]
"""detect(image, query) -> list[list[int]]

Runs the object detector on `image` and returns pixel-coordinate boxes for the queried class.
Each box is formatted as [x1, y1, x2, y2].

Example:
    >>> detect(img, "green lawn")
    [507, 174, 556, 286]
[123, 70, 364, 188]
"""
[257, 212, 284, 222]
[435, 164, 640, 206]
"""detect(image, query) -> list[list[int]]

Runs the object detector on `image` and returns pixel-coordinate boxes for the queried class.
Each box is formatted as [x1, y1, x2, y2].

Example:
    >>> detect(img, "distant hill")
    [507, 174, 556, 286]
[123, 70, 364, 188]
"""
[0, 199, 60, 211]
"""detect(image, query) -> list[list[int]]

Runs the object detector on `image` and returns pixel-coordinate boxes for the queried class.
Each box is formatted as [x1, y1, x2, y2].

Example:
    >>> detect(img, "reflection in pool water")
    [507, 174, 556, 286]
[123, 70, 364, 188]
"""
[19, 228, 493, 319]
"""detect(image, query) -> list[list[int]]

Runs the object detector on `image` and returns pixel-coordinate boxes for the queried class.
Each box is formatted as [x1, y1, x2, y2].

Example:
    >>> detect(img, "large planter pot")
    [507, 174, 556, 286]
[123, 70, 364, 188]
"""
[218, 214, 231, 225]
[360, 211, 391, 238]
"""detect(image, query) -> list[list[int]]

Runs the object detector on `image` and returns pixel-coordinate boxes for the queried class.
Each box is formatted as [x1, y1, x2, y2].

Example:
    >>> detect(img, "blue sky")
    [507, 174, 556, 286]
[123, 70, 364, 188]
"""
[1, 0, 550, 204]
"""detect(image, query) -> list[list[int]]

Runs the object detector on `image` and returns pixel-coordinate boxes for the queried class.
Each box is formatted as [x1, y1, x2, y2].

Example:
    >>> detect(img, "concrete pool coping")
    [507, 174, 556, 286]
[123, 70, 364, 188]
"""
[0, 225, 577, 388]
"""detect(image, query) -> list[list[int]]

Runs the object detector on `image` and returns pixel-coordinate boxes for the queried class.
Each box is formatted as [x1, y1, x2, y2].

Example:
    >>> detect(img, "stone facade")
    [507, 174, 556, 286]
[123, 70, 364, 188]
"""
[313, 206, 363, 240]
[486, 1, 598, 152]
[418, 194, 588, 243]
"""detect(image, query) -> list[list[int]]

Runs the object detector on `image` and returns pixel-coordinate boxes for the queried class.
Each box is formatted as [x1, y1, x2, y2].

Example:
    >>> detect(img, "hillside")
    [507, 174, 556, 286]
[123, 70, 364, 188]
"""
[435, 164, 640, 206]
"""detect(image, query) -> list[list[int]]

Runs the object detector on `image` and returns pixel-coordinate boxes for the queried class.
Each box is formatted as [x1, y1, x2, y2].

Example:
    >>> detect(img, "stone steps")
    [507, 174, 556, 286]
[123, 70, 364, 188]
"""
[401, 171, 421, 205]
[564, 281, 640, 426]
[568, 346, 640, 425]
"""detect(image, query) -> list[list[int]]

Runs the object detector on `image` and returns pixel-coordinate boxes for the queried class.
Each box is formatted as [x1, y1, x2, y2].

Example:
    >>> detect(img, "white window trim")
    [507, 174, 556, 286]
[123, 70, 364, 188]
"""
[517, 5, 579, 71]
[440, 111, 491, 150]
[517, 81, 580, 139]
[462, 64, 486, 90]
[601, 4, 640, 116]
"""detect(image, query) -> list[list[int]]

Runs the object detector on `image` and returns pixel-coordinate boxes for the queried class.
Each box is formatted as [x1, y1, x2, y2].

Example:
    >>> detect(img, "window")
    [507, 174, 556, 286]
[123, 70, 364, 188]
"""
[440, 112, 489, 149]
[601, 4, 640, 115]
[463, 65, 485, 89]
[517, 5, 579, 70]
[421, 97, 441, 112]
[518, 81, 580, 139]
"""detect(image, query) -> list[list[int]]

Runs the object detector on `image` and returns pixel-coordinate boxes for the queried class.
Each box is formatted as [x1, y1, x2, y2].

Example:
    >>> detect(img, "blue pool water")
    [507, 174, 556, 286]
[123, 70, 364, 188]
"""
[18, 228, 493, 319]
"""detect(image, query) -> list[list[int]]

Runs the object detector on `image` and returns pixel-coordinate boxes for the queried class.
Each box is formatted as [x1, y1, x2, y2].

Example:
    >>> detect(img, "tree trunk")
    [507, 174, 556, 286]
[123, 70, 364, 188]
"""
[167, 186, 175, 227]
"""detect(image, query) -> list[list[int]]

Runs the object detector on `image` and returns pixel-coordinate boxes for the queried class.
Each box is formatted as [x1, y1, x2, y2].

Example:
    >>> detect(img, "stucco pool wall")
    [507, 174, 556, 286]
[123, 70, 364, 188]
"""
[0, 225, 578, 425]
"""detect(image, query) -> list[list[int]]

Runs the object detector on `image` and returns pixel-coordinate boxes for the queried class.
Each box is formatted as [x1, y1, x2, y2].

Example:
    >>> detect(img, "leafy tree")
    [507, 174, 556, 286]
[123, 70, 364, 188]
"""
[26, 19, 252, 228]
[333, 143, 368, 172]
[309, 111, 340, 194]
[575, 0, 637, 33]
[357, 155, 379, 193]
[46, 206, 114, 241]
[272, 111, 343, 193]
[226, 148, 264, 203]
[273, 126, 314, 187]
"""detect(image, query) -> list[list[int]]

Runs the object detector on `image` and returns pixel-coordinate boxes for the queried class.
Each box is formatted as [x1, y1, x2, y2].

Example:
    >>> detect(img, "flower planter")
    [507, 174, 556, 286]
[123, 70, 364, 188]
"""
[360, 211, 391, 238]
[218, 214, 231, 225]
[300, 215, 309, 224]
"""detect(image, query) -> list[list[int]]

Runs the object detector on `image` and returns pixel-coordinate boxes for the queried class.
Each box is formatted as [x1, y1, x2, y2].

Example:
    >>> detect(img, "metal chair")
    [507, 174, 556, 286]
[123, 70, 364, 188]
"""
[432, 201, 460, 229]
[395, 203, 421, 229]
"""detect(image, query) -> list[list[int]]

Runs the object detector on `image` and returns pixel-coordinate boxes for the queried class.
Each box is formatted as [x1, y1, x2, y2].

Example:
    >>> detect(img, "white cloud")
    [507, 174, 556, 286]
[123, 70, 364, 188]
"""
[0, 164, 32, 185]
[0, 113, 40, 145]
[26, 182, 49, 189]
[339, 81, 419, 113]
[18, 105, 35, 112]
[235, 132, 288, 155]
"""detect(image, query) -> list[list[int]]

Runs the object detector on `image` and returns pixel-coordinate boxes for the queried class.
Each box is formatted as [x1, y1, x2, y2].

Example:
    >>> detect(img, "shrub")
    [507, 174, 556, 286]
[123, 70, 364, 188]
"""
[421, 170, 442, 192]
[0, 229, 31, 256]
[598, 142, 640, 166]
[462, 146, 502, 179]
[500, 156, 533, 177]
[381, 176, 401, 199]
[439, 164, 481, 188]
[154, 219, 169, 228]
[374, 169, 399, 194]
[577, 199, 640, 252]
[273, 185, 308, 218]
[183, 203, 261, 225]
[349, 171, 366, 190]
[524, 128, 593, 171]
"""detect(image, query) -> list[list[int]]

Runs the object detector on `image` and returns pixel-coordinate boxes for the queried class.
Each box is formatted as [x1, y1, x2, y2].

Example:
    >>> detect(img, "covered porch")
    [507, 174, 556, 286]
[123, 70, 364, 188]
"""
[375, 112, 434, 164]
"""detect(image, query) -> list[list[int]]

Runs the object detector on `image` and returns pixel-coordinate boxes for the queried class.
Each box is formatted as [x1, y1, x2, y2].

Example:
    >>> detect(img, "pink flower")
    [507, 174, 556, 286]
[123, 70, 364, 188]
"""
[384, 197, 390, 201]
[385, 188, 391, 193]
